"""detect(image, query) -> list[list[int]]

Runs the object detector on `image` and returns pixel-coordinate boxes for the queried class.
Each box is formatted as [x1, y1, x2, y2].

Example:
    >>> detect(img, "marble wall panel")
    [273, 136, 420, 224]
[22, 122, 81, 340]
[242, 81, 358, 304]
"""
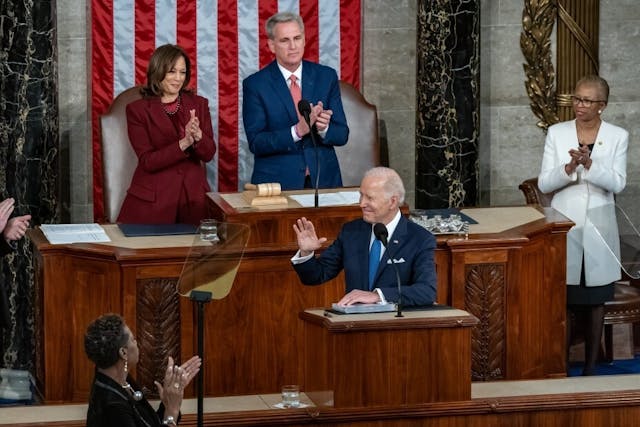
[363, 0, 415, 28]
[480, 24, 529, 105]
[0, 0, 58, 368]
[491, 106, 545, 193]
[378, 109, 417, 204]
[415, 0, 480, 209]
[362, 1, 417, 207]
[599, 21, 640, 101]
[56, 0, 90, 222]
[601, 0, 640, 21]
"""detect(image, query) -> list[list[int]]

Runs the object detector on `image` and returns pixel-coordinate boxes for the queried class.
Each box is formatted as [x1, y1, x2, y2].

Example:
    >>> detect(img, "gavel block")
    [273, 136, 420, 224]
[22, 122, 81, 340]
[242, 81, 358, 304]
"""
[243, 183, 288, 206]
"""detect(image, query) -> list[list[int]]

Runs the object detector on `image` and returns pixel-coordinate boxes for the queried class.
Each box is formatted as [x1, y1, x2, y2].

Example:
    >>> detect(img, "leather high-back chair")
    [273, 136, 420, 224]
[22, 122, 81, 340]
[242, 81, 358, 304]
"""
[519, 177, 640, 362]
[100, 87, 143, 223]
[336, 81, 384, 187]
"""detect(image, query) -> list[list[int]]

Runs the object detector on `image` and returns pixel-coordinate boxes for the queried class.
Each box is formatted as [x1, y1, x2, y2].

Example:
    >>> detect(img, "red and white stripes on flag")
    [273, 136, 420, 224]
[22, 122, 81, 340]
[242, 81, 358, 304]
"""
[91, 0, 362, 220]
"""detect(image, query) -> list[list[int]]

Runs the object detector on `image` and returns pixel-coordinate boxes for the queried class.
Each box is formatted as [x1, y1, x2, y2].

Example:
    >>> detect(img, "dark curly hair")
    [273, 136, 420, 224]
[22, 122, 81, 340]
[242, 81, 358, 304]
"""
[141, 44, 192, 98]
[84, 314, 130, 369]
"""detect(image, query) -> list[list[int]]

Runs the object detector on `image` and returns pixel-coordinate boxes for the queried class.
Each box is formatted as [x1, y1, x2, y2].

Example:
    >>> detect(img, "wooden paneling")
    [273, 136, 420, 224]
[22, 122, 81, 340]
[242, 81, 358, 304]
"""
[10, 390, 640, 426]
[301, 310, 477, 407]
[30, 200, 572, 403]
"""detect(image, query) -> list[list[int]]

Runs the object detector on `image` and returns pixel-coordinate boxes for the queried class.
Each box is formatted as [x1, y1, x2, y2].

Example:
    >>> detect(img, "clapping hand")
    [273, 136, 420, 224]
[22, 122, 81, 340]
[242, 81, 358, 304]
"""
[186, 109, 202, 142]
[313, 101, 332, 132]
[155, 355, 202, 419]
[0, 198, 30, 242]
[568, 146, 592, 171]
[4, 215, 31, 242]
[293, 217, 327, 257]
[295, 103, 326, 137]
[0, 198, 15, 233]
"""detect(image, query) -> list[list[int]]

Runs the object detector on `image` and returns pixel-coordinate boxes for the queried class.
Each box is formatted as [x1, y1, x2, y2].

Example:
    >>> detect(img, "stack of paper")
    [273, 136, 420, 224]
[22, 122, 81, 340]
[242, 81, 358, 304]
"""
[330, 302, 396, 314]
[40, 223, 111, 244]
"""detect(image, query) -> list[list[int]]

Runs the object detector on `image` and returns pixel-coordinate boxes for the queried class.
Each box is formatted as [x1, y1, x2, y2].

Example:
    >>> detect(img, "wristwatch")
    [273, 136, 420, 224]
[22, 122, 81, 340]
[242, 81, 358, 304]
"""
[162, 415, 177, 426]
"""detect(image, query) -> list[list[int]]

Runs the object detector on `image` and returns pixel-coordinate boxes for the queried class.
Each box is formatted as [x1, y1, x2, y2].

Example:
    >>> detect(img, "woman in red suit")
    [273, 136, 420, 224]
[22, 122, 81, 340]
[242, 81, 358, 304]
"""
[117, 44, 215, 225]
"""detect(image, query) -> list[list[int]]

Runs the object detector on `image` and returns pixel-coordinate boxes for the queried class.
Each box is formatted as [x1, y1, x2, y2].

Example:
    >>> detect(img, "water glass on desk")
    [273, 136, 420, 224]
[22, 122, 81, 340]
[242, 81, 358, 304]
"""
[281, 384, 300, 408]
[199, 219, 219, 242]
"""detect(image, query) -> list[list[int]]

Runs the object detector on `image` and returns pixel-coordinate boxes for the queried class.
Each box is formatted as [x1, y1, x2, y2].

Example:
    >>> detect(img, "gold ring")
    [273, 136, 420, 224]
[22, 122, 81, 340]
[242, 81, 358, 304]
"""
[174, 383, 180, 389]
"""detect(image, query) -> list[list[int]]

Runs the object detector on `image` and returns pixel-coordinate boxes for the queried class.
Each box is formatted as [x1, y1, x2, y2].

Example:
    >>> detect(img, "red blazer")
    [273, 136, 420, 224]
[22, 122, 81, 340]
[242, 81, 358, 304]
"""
[117, 92, 216, 224]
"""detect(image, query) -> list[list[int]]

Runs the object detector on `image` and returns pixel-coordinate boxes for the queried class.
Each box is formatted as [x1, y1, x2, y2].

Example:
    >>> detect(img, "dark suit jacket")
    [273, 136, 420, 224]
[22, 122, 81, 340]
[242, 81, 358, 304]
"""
[293, 216, 437, 306]
[242, 60, 349, 190]
[117, 92, 215, 225]
[86, 371, 170, 427]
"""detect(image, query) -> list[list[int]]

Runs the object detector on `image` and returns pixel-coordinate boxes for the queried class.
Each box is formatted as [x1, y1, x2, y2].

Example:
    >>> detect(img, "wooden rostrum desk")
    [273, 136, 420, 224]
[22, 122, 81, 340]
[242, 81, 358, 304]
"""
[31, 188, 571, 402]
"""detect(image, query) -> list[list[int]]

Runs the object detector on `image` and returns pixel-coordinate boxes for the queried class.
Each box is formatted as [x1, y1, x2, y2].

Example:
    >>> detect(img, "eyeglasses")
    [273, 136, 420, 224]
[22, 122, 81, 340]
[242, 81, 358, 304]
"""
[571, 95, 605, 107]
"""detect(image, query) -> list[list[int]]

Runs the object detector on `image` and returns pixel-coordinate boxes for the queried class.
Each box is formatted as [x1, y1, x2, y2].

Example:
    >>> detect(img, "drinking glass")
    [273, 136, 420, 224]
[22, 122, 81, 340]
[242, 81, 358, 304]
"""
[281, 384, 300, 408]
[199, 219, 219, 242]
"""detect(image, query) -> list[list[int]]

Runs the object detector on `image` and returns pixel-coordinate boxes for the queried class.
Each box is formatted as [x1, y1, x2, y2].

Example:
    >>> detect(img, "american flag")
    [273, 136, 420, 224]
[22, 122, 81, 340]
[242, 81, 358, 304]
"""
[91, 0, 362, 220]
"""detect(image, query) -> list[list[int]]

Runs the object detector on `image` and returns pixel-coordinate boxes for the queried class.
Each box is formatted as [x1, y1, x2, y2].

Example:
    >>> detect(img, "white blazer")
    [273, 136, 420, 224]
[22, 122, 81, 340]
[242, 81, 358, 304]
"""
[538, 120, 628, 287]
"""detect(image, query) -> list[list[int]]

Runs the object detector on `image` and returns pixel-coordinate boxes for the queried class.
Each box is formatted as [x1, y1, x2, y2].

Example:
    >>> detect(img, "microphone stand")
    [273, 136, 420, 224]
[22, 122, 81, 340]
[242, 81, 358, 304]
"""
[309, 125, 320, 208]
[374, 223, 403, 317]
[383, 245, 403, 318]
[190, 290, 212, 427]
[297, 100, 320, 208]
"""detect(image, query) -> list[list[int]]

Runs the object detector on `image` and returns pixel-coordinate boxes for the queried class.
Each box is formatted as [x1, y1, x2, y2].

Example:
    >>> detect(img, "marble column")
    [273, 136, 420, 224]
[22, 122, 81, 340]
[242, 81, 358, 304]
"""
[415, 0, 480, 208]
[0, 1, 58, 369]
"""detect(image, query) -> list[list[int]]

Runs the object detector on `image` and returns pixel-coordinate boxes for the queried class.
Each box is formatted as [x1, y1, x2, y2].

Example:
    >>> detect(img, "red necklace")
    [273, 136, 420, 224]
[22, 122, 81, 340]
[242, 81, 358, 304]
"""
[162, 95, 181, 116]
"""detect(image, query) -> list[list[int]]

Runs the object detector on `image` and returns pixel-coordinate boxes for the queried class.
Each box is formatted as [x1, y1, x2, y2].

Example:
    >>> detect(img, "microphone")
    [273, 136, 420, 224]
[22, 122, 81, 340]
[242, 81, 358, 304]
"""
[373, 223, 403, 317]
[297, 99, 320, 208]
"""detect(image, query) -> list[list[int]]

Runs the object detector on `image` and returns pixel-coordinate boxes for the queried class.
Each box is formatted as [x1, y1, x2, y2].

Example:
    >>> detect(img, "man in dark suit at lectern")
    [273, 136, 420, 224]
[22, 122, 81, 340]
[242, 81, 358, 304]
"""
[291, 167, 437, 306]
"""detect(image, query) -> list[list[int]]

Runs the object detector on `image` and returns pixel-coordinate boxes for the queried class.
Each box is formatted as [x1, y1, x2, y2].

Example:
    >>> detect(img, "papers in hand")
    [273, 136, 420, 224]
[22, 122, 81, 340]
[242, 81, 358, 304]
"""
[331, 302, 396, 314]
[289, 191, 360, 208]
[40, 223, 111, 244]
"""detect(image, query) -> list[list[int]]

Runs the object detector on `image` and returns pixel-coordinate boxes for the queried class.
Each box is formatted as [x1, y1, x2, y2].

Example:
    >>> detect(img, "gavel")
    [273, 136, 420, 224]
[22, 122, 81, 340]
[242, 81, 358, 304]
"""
[244, 182, 282, 197]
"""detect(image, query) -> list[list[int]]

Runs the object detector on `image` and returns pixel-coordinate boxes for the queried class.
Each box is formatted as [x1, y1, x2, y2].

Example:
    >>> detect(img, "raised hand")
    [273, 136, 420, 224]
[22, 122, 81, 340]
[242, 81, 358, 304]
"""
[293, 217, 327, 256]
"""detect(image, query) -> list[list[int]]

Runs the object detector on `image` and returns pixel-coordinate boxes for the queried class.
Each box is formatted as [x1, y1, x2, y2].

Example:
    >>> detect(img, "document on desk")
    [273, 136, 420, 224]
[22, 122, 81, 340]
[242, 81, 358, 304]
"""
[40, 223, 111, 244]
[289, 191, 360, 207]
[330, 302, 396, 314]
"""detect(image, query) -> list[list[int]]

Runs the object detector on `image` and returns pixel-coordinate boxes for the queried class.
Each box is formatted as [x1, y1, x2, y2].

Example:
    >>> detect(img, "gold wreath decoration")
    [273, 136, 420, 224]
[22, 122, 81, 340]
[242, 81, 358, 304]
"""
[520, 0, 559, 131]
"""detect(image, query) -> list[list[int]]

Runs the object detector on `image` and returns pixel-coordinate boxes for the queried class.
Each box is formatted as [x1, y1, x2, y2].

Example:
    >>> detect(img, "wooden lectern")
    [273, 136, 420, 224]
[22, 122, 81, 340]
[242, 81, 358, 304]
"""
[301, 308, 478, 408]
[30, 189, 572, 402]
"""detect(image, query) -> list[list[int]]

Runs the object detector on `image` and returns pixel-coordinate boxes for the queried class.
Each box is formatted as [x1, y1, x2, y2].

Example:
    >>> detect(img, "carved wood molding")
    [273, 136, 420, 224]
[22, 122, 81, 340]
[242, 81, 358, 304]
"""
[520, 0, 560, 131]
[465, 263, 505, 381]
[136, 278, 181, 397]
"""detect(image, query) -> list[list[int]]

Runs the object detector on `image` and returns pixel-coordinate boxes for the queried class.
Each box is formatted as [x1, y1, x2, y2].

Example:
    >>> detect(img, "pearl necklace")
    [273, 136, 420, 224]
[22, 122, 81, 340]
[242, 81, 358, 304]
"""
[122, 381, 143, 401]
[162, 95, 181, 116]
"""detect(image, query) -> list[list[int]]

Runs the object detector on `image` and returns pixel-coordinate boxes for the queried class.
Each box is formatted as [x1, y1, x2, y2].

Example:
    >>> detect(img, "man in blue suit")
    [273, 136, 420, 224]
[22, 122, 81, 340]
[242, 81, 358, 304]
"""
[242, 12, 349, 190]
[292, 167, 437, 307]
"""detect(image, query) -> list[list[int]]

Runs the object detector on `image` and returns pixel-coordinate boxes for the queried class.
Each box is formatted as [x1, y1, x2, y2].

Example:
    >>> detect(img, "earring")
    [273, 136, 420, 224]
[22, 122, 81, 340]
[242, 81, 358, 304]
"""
[124, 359, 128, 375]
[598, 109, 602, 114]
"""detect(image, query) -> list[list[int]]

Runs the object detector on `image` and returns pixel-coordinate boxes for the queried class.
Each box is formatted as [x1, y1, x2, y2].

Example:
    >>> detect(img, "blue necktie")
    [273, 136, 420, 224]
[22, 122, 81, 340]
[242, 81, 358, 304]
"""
[368, 239, 381, 290]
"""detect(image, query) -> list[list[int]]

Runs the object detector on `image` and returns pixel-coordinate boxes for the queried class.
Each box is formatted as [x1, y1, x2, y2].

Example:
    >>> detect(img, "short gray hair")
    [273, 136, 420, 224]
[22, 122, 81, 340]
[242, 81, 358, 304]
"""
[363, 167, 405, 205]
[266, 12, 305, 39]
[576, 74, 610, 103]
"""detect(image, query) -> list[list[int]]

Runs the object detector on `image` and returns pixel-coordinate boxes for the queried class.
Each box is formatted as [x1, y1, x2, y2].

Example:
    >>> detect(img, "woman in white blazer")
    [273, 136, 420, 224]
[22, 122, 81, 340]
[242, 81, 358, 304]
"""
[538, 75, 628, 376]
